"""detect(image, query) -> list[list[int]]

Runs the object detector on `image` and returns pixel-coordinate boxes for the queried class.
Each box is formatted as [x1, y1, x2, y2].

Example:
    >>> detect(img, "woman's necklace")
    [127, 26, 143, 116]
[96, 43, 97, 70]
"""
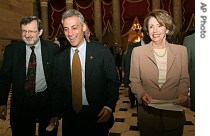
[153, 44, 168, 57]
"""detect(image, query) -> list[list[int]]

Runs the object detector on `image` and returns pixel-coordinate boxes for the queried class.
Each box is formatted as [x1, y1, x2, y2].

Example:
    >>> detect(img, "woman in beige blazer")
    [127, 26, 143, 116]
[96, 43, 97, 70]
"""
[129, 9, 190, 136]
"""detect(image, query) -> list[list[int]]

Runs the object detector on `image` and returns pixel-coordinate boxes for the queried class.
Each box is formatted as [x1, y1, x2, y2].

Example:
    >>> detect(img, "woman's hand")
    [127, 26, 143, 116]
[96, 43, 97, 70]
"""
[176, 93, 190, 107]
[141, 93, 152, 106]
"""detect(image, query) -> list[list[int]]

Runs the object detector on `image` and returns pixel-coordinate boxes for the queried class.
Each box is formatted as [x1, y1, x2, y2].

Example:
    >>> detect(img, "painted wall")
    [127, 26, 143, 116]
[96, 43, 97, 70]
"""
[0, 0, 35, 40]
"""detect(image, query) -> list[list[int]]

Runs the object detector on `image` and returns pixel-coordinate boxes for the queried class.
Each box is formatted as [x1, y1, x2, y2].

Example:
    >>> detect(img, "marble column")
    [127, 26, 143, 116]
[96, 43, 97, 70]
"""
[152, 0, 160, 10]
[112, 0, 121, 48]
[173, 0, 182, 34]
[40, 0, 49, 40]
[66, 0, 73, 10]
[94, 0, 102, 42]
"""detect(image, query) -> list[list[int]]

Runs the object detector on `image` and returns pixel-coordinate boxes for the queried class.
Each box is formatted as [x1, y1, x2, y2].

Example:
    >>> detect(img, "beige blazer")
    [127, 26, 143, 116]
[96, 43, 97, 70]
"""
[130, 41, 190, 129]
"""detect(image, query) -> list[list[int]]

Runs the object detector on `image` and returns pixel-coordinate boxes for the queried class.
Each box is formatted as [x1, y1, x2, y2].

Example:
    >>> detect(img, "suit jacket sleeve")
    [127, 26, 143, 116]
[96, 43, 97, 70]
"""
[0, 43, 15, 105]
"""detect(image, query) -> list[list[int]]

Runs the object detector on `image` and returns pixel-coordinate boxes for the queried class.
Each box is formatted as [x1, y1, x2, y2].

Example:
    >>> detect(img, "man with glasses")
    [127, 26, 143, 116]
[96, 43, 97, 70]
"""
[0, 16, 60, 136]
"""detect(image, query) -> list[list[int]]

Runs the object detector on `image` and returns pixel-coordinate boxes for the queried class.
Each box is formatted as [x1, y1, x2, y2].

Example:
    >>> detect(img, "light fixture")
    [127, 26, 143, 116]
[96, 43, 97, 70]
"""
[131, 23, 141, 42]
[132, 23, 141, 34]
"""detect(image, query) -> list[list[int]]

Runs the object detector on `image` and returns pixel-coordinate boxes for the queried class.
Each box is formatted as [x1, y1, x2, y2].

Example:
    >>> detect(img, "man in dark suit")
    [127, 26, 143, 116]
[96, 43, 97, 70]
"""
[115, 47, 124, 83]
[0, 16, 60, 136]
[49, 9, 120, 136]
[183, 33, 195, 112]
[124, 32, 145, 108]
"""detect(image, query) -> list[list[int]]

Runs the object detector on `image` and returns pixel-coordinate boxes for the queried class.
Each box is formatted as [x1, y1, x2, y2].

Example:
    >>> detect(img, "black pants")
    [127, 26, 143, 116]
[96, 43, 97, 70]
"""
[128, 87, 136, 107]
[62, 106, 114, 136]
[118, 67, 123, 83]
[190, 86, 195, 112]
[10, 91, 57, 136]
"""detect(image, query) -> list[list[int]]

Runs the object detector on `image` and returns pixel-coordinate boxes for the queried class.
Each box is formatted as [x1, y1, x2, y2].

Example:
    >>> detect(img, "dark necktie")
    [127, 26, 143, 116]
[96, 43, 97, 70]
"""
[72, 49, 82, 113]
[25, 46, 36, 97]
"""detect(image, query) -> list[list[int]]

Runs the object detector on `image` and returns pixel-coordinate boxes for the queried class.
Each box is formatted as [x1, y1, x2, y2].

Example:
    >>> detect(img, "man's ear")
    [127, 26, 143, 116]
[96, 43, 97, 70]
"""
[39, 29, 43, 36]
[83, 23, 87, 32]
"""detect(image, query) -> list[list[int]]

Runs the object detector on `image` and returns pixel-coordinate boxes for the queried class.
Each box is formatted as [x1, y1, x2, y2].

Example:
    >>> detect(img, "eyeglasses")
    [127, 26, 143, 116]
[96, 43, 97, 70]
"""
[21, 30, 38, 34]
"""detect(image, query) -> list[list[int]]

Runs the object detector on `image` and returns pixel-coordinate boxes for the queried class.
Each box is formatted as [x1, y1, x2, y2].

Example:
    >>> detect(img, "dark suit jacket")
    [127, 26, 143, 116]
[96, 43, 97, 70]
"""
[51, 41, 120, 117]
[0, 40, 60, 121]
[123, 41, 142, 88]
[183, 33, 195, 111]
[183, 33, 195, 88]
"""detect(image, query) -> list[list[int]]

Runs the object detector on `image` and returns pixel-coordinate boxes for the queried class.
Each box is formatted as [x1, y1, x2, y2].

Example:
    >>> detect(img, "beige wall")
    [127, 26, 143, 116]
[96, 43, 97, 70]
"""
[0, 0, 36, 66]
[0, 0, 35, 41]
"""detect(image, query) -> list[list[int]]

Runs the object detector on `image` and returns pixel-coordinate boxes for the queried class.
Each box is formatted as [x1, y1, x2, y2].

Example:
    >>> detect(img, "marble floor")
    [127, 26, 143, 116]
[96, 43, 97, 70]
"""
[109, 85, 195, 136]
[0, 85, 195, 136]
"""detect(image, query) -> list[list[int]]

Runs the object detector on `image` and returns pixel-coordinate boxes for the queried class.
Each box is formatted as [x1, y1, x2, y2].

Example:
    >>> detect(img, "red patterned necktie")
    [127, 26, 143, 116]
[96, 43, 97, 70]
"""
[72, 49, 82, 113]
[25, 46, 36, 97]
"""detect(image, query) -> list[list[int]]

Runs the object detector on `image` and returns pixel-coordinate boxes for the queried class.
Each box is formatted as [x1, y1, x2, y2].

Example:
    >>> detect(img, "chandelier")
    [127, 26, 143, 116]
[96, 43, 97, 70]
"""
[131, 22, 141, 42]
[132, 23, 141, 34]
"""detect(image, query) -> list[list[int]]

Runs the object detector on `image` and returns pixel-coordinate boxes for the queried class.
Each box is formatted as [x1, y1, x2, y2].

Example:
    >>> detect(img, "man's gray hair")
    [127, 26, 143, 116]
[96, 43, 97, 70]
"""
[61, 9, 85, 25]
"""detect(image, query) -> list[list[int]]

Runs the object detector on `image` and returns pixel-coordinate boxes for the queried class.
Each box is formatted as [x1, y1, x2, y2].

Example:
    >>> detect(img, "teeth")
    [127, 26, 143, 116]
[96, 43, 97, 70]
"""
[153, 34, 159, 38]
[70, 37, 76, 40]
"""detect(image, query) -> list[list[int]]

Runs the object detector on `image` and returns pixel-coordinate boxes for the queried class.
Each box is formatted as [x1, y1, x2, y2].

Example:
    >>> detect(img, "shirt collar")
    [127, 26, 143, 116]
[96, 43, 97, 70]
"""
[71, 38, 86, 53]
[26, 38, 41, 49]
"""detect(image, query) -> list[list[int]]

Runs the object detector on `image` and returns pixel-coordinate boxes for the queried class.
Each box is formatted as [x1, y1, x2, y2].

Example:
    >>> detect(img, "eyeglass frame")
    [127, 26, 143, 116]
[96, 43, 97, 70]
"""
[21, 30, 39, 34]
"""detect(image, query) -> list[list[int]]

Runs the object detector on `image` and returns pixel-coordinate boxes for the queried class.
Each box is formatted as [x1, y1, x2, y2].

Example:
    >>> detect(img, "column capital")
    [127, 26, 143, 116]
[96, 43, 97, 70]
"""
[66, 0, 73, 4]
[40, 0, 48, 7]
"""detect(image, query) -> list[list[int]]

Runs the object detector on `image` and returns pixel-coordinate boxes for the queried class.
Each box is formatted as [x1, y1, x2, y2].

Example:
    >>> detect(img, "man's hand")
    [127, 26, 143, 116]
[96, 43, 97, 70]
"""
[46, 117, 60, 131]
[0, 105, 7, 120]
[97, 108, 112, 123]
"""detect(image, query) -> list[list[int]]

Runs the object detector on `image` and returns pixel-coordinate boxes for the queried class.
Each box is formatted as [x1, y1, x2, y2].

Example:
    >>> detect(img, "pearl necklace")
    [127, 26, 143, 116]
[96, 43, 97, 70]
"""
[153, 44, 168, 57]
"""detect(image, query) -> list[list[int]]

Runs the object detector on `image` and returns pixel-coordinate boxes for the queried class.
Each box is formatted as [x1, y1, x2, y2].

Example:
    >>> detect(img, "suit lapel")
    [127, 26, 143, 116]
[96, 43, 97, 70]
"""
[146, 43, 156, 64]
[63, 48, 71, 90]
[147, 43, 176, 88]
[19, 42, 27, 78]
[40, 41, 48, 77]
[166, 44, 176, 74]
[85, 43, 94, 83]
[145, 43, 162, 87]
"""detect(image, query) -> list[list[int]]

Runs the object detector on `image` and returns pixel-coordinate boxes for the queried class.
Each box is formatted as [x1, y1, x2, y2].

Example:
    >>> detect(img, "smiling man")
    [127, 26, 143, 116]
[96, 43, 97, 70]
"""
[49, 9, 120, 136]
[0, 16, 60, 136]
